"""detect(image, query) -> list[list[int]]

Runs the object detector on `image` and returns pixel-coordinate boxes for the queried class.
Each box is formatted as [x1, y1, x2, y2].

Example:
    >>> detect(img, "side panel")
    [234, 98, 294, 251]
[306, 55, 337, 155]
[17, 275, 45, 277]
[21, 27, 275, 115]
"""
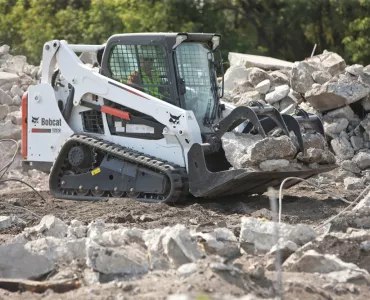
[27, 84, 74, 162]
[67, 98, 187, 167]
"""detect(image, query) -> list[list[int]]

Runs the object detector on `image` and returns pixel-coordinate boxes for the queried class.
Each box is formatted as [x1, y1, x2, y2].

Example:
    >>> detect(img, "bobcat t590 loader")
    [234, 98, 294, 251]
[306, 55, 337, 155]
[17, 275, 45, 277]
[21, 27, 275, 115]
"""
[21, 33, 335, 203]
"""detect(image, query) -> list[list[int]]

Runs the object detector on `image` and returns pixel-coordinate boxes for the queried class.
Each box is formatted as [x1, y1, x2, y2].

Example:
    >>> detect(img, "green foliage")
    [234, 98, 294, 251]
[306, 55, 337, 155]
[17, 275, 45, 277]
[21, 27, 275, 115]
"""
[0, 0, 370, 65]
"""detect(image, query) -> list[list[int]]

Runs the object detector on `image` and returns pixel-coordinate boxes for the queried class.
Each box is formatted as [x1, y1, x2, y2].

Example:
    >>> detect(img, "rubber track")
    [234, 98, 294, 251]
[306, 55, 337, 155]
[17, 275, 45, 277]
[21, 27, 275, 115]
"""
[49, 135, 188, 203]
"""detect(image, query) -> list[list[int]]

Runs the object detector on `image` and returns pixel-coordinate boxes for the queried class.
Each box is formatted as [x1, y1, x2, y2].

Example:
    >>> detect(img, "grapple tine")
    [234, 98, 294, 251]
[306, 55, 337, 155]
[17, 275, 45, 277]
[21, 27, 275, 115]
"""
[214, 106, 267, 138]
[242, 114, 306, 153]
[281, 114, 305, 153]
[248, 102, 290, 136]
[294, 109, 325, 136]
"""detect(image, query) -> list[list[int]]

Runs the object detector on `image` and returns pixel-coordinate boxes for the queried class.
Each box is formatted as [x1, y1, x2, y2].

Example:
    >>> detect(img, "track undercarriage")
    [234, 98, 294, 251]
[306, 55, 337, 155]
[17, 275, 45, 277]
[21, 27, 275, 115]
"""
[49, 135, 188, 203]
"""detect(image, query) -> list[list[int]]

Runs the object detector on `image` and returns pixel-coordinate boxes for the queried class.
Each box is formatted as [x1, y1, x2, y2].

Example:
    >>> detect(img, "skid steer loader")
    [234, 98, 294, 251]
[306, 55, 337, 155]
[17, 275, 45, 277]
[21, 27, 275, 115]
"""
[21, 32, 336, 203]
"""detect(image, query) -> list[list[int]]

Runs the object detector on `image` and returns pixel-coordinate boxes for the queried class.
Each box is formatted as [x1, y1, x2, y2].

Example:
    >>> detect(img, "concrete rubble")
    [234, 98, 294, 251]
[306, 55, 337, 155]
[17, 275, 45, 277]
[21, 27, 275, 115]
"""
[0, 215, 26, 229]
[282, 249, 366, 274]
[0, 242, 55, 279]
[1, 213, 369, 299]
[222, 49, 370, 188]
[239, 217, 316, 253]
[0, 44, 50, 192]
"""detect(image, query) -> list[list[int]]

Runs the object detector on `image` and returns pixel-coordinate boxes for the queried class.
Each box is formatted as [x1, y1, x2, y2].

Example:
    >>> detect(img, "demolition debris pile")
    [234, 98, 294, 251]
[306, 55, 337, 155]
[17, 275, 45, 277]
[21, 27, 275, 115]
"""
[0, 45, 48, 191]
[222, 51, 370, 190]
[1, 210, 370, 299]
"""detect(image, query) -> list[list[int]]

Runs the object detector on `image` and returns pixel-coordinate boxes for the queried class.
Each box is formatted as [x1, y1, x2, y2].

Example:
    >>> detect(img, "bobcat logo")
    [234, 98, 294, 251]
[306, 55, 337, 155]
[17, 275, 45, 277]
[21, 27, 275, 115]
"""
[32, 117, 39, 124]
[169, 114, 181, 125]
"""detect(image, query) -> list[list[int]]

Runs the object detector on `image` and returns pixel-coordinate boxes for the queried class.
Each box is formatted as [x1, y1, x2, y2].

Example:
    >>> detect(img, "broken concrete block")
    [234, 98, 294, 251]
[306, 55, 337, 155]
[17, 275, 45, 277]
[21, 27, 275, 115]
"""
[67, 220, 87, 239]
[0, 88, 13, 105]
[221, 132, 263, 168]
[162, 224, 203, 267]
[0, 104, 8, 120]
[333, 169, 357, 183]
[228, 52, 294, 70]
[353, 152, 370, 169]
[6, 110, 21, 125]
[86, 238, 149, 275]
[326, 106, 356, 120]
[224, 65, 251, 91]
[360, 114, 370, 131]
[297, 148, 336, 165]
[270, 70, 290, 87]
[290, 133, 326, 151]
[0, 120, 21, 140]
[290, 61, 315, 94]
[259, 159, 289, 171]
[324, 118, 349, 138]
[0, 215, 26, 229]
[194, 228, 239, 258]
[12, 95, 21, 106]
[25, 237, 86, 264]
[341, 160, 361, 174]
[231, 81, 255, 98]
[24, 215, 68, 239]
[268, 240, 298, 261]
[344, 177, 365, 190]
[312, 70, 332, 84]
[83, 268, 100, 285]
[177, 263, 198, 276]
[310, 51, 346, 76]
[90, 227, 145, 248]
[265, 84, 290, 104]
[350, 136, 364, 151]
[305, 78, 370, 111]
[279, 96, 296, 114]
[143, 228, 171, 271]
[10, 85, 23, 98]
[254, 79, 270, 94]
[236, 90, 261, 106]
[248, 67, 271, 86]
[283, 249, 361, 274]
[239, 218, 316, 253]
[246, 136, 297, 164]
[0, 243, 54, 279]
[325, 269, 370, 284]
[345, 64, 364, 76]
[331, 137, 355, 160]
[362, 95, 370, 111]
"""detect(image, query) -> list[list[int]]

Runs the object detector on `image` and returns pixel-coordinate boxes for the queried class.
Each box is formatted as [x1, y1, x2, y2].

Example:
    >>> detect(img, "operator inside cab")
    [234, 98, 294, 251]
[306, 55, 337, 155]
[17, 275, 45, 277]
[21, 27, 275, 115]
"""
[127, 52, 163, 99]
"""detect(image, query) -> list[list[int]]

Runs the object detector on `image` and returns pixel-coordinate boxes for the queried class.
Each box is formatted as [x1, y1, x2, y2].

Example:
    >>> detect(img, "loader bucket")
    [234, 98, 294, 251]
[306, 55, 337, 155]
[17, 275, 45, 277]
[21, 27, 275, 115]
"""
[188, 144, 337, 198]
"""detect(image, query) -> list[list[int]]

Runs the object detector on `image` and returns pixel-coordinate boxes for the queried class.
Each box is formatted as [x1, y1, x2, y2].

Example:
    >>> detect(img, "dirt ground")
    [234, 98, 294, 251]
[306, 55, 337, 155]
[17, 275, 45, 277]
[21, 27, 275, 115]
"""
[0, 182, 369, 300]
[0, 183, 357, 236]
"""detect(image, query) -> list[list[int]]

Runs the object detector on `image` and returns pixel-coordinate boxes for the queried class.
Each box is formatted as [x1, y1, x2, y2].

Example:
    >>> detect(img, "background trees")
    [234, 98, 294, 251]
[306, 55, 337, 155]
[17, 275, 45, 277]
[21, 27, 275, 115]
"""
[1, 0, 369, 66]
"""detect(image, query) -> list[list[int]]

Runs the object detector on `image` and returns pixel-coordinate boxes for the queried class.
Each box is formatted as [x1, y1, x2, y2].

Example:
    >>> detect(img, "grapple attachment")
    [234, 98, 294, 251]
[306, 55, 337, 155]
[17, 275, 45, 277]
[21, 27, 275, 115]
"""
[214, 103, 290, 139]
[187, 103, 336, 198]
[235, 104, 325, 153]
